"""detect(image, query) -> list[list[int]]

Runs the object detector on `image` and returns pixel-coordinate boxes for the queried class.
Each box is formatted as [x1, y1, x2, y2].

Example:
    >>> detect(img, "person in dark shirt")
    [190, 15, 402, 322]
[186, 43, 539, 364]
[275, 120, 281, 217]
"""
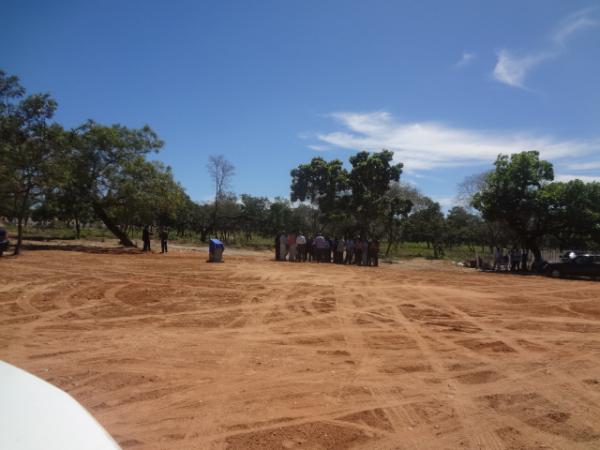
[159, 227, 169, 253]
[142, 225, 152, 252]
[521, 248, 529, 271]
[368, 239, 380, 266]
[355, 238, 363, 265]
[314, 233, 326, 263]
[0, 226, 8, 257]
[306, 236, 313, 262]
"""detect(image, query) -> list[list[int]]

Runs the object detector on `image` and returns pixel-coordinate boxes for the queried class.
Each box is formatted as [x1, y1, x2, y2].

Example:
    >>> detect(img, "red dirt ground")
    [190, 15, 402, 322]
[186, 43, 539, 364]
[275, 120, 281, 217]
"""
[2, 248, 600, 449]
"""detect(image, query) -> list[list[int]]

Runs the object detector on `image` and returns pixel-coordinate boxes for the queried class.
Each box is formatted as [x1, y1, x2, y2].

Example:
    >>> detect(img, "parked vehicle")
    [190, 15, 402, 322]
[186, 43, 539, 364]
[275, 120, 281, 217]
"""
[543, 253, 600, 279]
[0, 227, 9, 257]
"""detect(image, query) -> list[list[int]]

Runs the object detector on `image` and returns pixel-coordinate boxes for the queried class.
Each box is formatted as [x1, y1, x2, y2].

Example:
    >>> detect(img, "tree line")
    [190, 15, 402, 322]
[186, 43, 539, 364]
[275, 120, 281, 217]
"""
[2, 69, 599, 261]
[0, 70, 363, 254]
[288, 150, 600, 262]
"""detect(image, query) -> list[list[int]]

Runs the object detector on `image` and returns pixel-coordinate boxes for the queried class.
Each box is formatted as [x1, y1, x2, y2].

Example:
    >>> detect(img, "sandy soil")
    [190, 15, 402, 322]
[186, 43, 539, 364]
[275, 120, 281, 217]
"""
[2, 247, 600, 449]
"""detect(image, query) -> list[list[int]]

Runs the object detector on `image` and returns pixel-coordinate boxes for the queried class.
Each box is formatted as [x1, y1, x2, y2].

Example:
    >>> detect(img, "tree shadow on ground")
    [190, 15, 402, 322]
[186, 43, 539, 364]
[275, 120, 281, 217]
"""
[480, 269, 539, 276]
[21, 235, 77, 241]
[20, 243, 142, 255]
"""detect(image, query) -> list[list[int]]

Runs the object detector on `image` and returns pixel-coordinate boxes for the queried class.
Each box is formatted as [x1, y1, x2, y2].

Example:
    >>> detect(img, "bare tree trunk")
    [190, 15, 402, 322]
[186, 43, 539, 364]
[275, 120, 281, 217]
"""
[212, 199, 218, 235]
[385, 240, 393, 257]
[14, 216, 23, 255]
[92, 201, 135, 247]
[13, 193, 29, 256]
[75, 217, 81, 239]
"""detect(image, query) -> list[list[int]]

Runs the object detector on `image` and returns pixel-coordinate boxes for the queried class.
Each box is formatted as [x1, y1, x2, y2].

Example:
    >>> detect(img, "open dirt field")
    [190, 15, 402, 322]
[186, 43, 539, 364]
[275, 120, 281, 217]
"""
[2, 248, 600, 449]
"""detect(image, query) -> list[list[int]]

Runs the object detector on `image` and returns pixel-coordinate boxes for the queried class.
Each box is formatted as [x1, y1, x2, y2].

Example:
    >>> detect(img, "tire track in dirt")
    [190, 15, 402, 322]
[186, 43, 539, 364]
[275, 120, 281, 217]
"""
[4, 250, 600, 449]
[412, 283, 600, 449]
[330, 281, 400, 441]
[393, 295, 503, 449]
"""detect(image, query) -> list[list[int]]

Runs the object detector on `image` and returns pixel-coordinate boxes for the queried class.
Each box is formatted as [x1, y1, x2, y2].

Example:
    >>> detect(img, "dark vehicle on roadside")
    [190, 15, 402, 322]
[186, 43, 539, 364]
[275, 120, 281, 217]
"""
[543, 253, 600, 279]
[0, 226, 9, 256]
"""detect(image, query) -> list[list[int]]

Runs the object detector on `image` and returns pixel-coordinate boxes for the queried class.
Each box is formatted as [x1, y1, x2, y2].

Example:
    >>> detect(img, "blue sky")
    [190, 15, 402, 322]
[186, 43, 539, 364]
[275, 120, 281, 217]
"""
[3, 0, 600, 207]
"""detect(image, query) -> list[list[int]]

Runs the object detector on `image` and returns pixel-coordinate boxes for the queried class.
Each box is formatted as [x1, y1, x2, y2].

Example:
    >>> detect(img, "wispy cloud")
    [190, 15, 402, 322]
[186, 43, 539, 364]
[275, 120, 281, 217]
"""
[553, 8, 599, 46]
[564, 161, 600, 171]
[493, 8, 598, 89]
[311, 111, 599, 172]
[455, 51, 476, 68]
[492, 49, 549, 88]
[432, 196, 457, 209]
[555, 174, 600, 183]
[307, 144, 332, 152]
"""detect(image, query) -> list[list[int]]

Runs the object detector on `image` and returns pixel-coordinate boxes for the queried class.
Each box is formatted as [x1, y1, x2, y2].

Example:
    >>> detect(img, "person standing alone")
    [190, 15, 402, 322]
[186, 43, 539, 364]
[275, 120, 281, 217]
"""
[142, 225, 152, 252]
[160, 227, 169, 253]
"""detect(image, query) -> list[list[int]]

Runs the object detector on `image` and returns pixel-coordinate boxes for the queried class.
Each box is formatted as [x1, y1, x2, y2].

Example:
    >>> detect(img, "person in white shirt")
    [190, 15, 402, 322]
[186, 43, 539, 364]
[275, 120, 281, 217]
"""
[296, 233, 307, 262]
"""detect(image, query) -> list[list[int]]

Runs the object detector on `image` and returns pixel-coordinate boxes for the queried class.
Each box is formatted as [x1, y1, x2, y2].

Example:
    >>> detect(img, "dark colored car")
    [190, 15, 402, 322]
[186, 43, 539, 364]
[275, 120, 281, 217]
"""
[0, 227, 8, 256]
[543, 254, 600, 279]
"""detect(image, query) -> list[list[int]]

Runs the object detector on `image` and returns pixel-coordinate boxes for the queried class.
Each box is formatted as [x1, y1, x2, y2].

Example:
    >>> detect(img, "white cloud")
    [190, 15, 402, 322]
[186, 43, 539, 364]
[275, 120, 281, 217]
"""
[432, 196, 456, 209]
[564, 161, 600, 171]
[493, 49, 549, 88]
[307, 144, 332, 152]
[455, 51, 475, 68]
[555, 174, 600, 183]
[493, 8, 598, 88]
[312, 111, 599, 172]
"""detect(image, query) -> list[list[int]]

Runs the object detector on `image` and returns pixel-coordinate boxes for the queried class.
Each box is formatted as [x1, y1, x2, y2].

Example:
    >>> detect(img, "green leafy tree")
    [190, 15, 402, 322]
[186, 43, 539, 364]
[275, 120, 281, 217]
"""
[376, 182, 413, 256]
[189, 201, 213, 242]
[214, 192, 241, 241]
[105, 158, 189, 235]
[472, 151, 554, 260]
[543, 180, 600, 249]
[444, 206, 487, 250]
[207, 155, 235, 234]
[240, 194, 270, 240]
[266, 197, 295, 235]
[348, 150, 403, 234]
[290, 157, 349, 228]
[0, 70, 64, 254]
[67, 120, 164, 246]
[45, 140, 94, 238]
[404, 200, 446, 258]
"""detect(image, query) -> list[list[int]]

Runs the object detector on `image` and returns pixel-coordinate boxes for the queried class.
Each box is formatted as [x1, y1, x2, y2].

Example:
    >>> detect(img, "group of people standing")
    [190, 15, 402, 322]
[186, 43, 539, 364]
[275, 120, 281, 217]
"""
[275, 233, 380, 266]
[493, 246, 529, 271]
[142, 225, 169, 253]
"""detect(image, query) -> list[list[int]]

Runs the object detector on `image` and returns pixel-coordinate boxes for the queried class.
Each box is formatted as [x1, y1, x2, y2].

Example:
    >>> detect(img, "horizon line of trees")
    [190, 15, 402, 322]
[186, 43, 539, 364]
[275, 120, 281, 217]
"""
[2, 69, 600, 260]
